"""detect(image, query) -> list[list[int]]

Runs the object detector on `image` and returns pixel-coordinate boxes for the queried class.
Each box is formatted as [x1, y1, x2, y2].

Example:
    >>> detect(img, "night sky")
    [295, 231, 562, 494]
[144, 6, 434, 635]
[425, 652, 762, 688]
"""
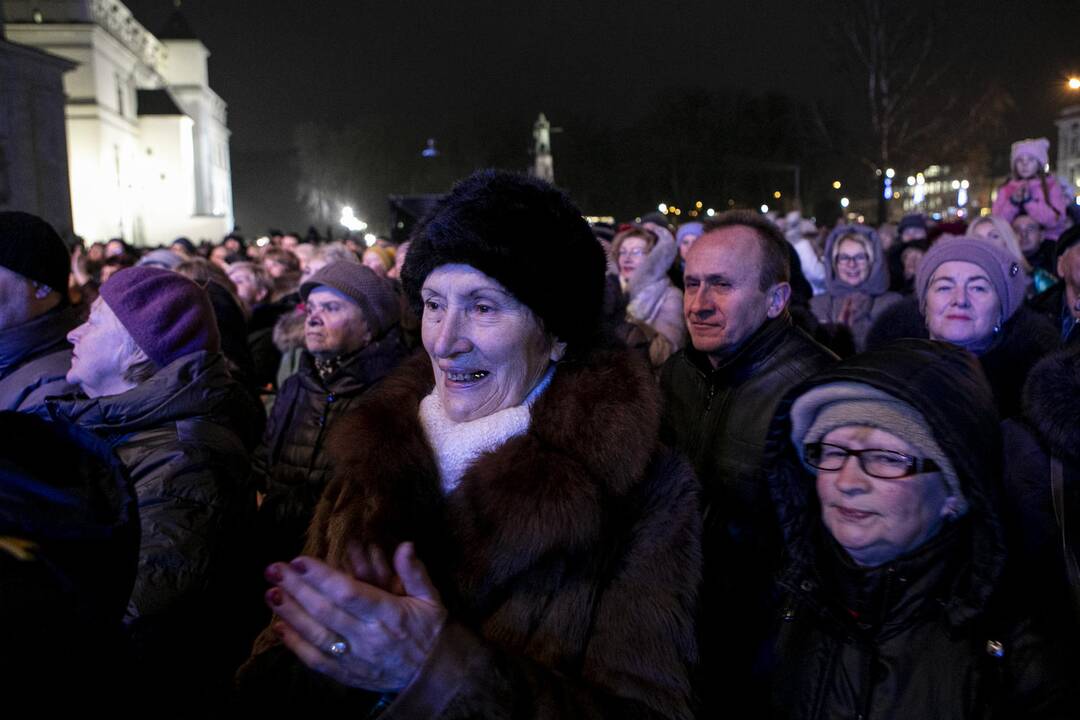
[128, 0, 1079, 236]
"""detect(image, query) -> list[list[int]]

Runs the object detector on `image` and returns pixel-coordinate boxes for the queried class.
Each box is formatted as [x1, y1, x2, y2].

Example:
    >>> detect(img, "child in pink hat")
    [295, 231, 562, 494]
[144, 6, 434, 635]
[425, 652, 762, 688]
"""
[991, 137, 1070, 240]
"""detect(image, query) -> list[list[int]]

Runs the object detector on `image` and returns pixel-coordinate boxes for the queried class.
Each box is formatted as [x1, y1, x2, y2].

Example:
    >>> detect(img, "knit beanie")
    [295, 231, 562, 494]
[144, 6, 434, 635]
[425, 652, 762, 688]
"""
[676, 222, 705, 243]
[897, 214, 927, 237]
[136, 248, 183, 271]
[300, 261, 400, 337]
[402, 170, 606, 354]
[1010, 137, 1049, 168]
[99, 266, 220, 368]
[791, 381, 967, 516]
[0, 211, 70, 294]
[915, 236, 1026, 323]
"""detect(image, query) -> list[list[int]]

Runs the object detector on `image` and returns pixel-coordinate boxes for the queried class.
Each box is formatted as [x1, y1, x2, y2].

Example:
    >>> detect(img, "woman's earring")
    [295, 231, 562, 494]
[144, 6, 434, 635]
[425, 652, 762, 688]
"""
[992, 323, 1001, 334]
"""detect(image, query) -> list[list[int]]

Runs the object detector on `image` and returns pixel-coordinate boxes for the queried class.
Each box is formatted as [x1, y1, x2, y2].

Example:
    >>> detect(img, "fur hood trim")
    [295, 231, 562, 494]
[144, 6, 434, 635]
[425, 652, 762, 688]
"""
[1022, 345, 1080, 463]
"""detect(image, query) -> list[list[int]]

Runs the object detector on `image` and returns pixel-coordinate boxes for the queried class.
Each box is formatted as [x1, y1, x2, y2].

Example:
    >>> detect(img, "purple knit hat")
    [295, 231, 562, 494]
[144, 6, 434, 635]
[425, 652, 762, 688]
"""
[100, 266, 220, 367]
[915, 236, 1026, 323]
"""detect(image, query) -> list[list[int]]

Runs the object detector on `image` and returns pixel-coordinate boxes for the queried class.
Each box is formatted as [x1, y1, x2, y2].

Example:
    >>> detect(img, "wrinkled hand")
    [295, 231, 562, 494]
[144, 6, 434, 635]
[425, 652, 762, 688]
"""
[265, 542, 447, 692]
[643, 221, 675, 248]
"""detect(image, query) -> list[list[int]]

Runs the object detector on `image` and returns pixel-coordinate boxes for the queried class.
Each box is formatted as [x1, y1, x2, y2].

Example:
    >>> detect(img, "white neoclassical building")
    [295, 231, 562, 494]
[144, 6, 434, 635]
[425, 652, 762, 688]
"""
[3, 0, 233, 245]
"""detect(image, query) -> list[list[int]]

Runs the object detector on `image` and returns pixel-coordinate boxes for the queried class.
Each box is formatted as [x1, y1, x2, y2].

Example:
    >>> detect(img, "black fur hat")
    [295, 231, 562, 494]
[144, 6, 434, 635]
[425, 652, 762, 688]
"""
[402, 169, 606, 354]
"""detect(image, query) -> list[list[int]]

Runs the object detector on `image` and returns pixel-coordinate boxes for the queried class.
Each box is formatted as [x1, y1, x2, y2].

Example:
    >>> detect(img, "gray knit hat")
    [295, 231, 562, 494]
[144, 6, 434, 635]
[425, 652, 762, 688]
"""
[791, 381, 968, 517]
[300, 261, 400, 337]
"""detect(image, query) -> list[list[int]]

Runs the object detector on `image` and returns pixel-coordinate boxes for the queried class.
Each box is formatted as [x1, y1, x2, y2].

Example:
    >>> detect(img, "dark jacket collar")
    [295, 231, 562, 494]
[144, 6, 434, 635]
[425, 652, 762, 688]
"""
[47, 351, 236, 434]
[684, 313, 794, 385]
[297, 325, 410, 395]
[0, 304, 83, 376]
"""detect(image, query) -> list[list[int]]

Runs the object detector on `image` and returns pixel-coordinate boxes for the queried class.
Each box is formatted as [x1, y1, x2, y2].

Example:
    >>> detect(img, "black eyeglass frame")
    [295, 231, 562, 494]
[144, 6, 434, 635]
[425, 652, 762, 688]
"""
[803, 442, 940, 479]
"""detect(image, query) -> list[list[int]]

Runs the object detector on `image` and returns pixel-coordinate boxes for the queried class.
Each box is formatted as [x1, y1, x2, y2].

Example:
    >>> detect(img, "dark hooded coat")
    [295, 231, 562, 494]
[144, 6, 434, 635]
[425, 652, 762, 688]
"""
[758, 340, 1075, 719]
[240, 350, 701, 719]
[1001, 345, 1080, 629]
[0, 304, 82, 414]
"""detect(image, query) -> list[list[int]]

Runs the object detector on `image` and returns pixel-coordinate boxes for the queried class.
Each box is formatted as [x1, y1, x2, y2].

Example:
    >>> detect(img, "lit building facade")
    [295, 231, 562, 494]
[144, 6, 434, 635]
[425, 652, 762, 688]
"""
[3, 0, 233, 245]
[1056, 105, 1080, 200]
[0, 25, 75, 237]
[895, 164, 991, 220]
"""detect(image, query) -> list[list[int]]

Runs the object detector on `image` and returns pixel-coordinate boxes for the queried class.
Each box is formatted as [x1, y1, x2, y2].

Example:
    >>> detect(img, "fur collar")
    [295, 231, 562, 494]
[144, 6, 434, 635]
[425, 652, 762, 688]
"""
[1023, 345, 1080, 463]
[316, 348, 661, 604]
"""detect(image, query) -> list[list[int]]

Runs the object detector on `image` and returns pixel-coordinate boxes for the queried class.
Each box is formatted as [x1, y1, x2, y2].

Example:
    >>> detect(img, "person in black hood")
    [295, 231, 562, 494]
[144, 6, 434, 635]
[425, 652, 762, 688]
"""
[757, 339, 1075, 718]
[46, 266, 257, 705]
[0, 411, 138, 710]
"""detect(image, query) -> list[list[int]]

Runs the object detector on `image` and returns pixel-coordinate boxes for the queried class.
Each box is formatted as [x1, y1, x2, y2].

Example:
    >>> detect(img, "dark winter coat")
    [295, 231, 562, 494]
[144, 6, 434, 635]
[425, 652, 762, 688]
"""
[0, 304, 82, 414]
[252, 326, 410, 565]
[759, 340, 1075, 719]
[1002, 345, 1080, 629]
[0, 411, 138, 709]
[1028, 282, 1079, 347]
[866, 300, 1058, 419]
[659, 314, 836, 711]
[241, 349, 701, 719]
[249, 295, 298, 389]
[46, 351, 257, 699]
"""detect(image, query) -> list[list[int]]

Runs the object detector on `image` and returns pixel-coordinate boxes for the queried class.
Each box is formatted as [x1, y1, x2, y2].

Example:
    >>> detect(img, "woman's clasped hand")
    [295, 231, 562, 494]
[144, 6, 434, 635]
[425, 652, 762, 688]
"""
[264, 541, 448, 693]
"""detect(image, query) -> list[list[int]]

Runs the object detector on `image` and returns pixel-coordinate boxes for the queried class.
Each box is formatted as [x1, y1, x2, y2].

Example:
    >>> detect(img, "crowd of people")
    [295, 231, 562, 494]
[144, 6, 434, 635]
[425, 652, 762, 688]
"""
[1, 137, 1078, 717]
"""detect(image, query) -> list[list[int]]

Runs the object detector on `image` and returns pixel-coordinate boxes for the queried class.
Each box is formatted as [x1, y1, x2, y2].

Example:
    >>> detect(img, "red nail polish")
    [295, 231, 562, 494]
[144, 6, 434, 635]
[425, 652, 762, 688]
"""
[265, 564, 283, 583]
[289, 559, 307, 574]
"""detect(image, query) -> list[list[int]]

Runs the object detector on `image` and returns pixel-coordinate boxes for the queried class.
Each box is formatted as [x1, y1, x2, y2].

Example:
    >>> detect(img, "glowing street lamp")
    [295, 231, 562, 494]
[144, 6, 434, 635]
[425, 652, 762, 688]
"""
[1068, 77, 1080, 90]
[832, 180, 842, 190]
[760, 204, 769, 213]
[840, 197, 850, 208]
[340, 206, 368, 232]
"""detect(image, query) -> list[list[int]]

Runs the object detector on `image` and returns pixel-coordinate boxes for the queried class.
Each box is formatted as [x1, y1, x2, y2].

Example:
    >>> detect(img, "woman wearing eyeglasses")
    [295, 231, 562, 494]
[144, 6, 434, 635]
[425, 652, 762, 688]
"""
[756, 339, 1074, 718]
[610, 223, 687, 368]
[810, 225, 901, 354]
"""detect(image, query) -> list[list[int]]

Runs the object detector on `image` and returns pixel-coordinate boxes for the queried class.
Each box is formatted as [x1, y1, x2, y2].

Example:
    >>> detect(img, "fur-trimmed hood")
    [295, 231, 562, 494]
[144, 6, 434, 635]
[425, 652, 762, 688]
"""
[1022, 344, 1080, 464]
[272, 308, 306, 354]
[310, 347, 666, 604]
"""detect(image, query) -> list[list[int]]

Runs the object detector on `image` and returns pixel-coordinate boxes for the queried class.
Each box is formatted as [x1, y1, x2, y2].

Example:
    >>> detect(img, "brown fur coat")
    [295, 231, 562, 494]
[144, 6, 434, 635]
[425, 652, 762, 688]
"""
[247, 349, 701, 718]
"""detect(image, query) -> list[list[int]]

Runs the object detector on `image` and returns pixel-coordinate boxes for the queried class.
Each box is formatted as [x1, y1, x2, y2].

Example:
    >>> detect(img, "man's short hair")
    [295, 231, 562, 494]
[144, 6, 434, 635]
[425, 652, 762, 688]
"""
[701, 210, 790, 291]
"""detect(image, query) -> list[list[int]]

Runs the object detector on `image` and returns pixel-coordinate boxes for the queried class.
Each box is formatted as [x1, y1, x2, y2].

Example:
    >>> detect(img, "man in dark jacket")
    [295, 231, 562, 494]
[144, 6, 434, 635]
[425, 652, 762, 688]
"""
[659, 210, 836, 710]
[253, 261, 409, 568]
[0, 211, 82, 413]
[1029, 223, 1080, 347]
[46, 266, 257, 704]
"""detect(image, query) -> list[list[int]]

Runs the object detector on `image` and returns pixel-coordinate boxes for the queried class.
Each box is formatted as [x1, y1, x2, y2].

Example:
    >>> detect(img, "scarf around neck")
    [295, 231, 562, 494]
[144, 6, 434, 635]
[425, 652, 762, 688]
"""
[419, 365, 555, 492]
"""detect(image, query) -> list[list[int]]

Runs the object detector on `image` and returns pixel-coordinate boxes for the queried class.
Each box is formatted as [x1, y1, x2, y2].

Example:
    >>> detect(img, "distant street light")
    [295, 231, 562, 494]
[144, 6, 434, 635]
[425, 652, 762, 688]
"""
[760, 204, 769, 213]
[832, 180, 842, 190]
[773, 190, 782, 199]
[840, 197, 850, 208]
[1068, 77, 1080, 90]
[658, 203, 668, 213]
[340, 206, 368, 232]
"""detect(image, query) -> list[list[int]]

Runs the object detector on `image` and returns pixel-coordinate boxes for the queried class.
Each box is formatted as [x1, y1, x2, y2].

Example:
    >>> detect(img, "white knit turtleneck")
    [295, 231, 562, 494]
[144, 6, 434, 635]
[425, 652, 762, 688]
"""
[419, 365, 554, 492]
